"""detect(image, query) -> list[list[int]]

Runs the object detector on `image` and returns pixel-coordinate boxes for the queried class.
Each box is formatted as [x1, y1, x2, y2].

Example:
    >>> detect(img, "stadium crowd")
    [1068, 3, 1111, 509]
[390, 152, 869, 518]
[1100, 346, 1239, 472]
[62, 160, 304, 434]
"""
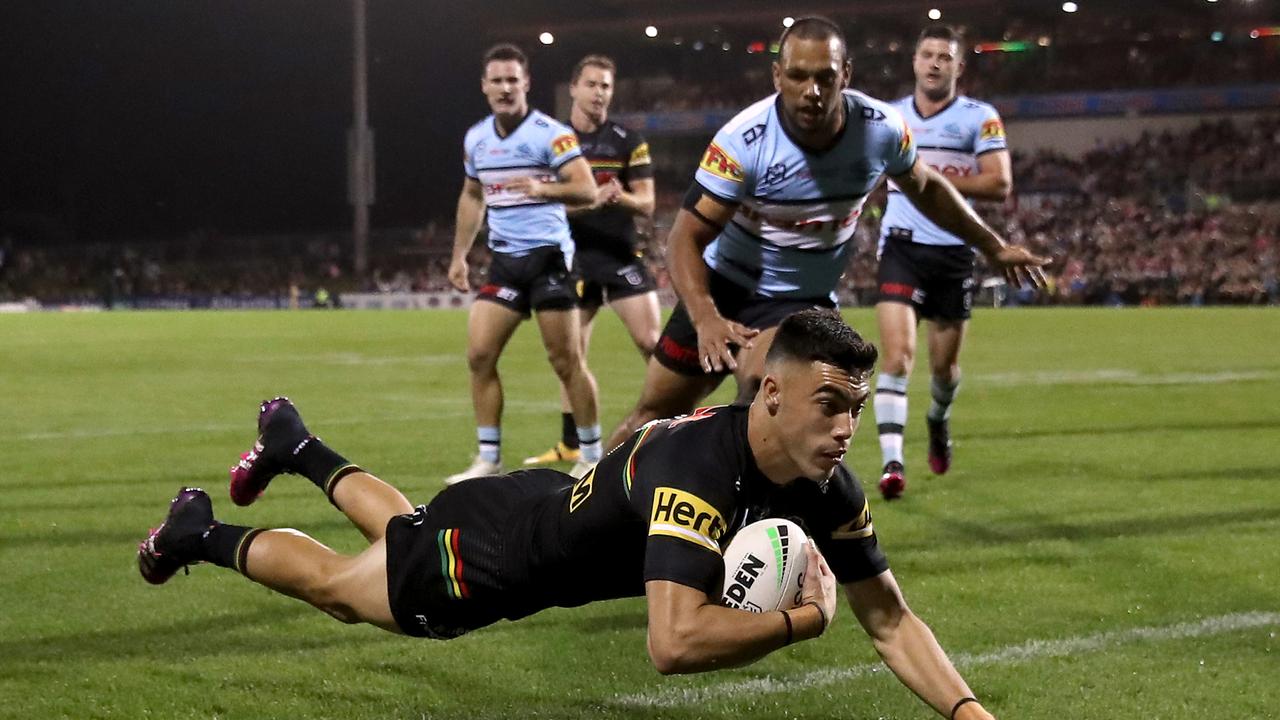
[3, 116, 1277, 309]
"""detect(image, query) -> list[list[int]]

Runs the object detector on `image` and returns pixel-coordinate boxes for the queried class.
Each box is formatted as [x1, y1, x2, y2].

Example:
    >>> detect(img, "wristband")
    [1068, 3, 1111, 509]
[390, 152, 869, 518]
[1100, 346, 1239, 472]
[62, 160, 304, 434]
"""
[780, 609, 794, 646]
[805, 601, 829, 634]
[950, 697, 979, 720]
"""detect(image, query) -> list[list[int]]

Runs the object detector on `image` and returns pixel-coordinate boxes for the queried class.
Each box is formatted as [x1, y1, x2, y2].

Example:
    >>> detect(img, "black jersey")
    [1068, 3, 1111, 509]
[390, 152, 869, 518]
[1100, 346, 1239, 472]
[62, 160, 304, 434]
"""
[402, 405, 889, 636]
[567, 119, 654, 258]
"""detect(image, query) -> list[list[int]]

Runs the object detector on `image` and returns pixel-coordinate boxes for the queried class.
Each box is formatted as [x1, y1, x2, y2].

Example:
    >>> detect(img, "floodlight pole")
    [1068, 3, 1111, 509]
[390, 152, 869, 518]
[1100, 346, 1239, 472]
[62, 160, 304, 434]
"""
[349, 0, 373, 276]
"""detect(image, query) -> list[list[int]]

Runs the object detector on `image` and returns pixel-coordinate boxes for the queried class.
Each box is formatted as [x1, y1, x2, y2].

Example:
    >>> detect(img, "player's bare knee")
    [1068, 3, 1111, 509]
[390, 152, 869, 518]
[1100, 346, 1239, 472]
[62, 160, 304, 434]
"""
[466, 347, 499, 375]
[545, 350, 579, 382]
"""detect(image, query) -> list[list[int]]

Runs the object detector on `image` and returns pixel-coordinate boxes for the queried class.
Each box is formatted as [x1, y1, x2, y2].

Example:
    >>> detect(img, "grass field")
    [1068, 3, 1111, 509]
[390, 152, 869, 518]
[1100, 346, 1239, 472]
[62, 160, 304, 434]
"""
[3, 307, 1279, 719]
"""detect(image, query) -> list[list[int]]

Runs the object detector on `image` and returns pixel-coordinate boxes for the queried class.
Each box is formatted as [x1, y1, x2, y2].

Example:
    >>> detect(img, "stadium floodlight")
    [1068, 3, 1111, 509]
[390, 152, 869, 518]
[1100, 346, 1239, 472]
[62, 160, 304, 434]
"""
[1062, 2, 1078, 12]
[1210, 30, 1224, 42]
[539, 32, 554, 45]
[928, 8, 942, 20]
[645, 25, 658, 38]
[783, 16, 795, 28]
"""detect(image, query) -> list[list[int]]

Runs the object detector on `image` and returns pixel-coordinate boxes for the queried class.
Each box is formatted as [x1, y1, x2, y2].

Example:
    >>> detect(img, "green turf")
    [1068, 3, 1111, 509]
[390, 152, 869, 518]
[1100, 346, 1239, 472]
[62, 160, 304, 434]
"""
[2, 307, 1278, 719]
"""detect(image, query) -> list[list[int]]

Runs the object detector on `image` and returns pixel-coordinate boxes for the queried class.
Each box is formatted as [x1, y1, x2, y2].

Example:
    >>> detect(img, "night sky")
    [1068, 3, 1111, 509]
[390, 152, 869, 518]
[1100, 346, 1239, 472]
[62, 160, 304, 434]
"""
[1, 2, 578, 241]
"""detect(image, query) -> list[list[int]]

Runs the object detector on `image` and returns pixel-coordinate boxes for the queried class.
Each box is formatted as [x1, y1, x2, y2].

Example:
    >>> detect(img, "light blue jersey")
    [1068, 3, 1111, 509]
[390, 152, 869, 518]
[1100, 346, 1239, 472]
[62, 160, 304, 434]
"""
[463, 109, 583, 256]
[694, 90, 916, 300]
[880, 95, 1007, 248]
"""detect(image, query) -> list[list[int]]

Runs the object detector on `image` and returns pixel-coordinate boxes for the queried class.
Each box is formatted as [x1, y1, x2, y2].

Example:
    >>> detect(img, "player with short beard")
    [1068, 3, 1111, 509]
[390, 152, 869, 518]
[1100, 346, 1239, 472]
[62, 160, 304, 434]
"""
[138, 309, 998, 718]
[873, 25, 1015, 500]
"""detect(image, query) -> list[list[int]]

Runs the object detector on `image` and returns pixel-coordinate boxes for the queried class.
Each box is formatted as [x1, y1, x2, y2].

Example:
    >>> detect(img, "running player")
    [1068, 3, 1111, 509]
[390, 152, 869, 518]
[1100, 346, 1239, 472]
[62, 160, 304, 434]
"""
[873, 25, 1013, 500]
[524, 54, 660, 467]
[604, 17, 1047, 452]
[138, 309, 998, 718]
[446, 44, 602, 483]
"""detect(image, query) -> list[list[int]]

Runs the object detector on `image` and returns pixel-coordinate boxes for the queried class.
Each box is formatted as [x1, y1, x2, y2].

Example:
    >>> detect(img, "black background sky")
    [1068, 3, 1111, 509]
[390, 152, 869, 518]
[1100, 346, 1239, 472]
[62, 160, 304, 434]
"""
[1, 2, 589, 241]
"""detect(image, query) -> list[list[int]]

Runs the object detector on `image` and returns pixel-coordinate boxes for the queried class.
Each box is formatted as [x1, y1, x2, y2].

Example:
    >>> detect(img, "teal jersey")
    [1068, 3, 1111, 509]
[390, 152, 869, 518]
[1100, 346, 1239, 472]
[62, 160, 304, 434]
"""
[693, 90, 916, 300]
[881, 95, 1007, 248]
[463, 109, 583, 256]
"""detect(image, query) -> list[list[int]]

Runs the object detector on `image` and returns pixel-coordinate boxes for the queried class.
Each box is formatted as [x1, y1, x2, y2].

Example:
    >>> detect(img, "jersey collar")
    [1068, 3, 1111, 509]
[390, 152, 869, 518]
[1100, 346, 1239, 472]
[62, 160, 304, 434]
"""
[492, 109, 535, 140]
[912, 94, 959, 121]
[773, 93, 850, 156]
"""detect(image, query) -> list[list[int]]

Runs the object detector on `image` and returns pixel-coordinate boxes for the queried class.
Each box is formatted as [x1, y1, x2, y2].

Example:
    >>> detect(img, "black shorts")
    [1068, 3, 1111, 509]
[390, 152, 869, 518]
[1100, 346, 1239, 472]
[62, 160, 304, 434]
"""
[576, 248, 656, 309]
[653, 271, 835, 377]
[384, 469, 574, 639]
[876, 233, 976, 321]
[477, 246, 580, 316]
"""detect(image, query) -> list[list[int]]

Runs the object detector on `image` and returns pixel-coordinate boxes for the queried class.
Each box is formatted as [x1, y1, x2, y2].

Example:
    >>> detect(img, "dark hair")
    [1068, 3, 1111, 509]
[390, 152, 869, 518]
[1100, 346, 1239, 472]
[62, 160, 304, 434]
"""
[778, 16, 848, 64]
[765, 308, 877, 376]
[917, 24, 964, 53]
[571, 54, 616, 84]
[483, 43, 528, 73]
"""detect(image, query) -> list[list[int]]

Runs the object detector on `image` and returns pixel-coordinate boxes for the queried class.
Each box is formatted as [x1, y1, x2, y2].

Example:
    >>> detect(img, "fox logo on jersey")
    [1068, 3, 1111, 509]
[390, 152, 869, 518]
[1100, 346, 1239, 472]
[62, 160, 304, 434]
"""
[650, 487, 726, 553]
[700, 143, 744, 183]
[980, 118, 1005, 142]
[552, 133, 580, 157]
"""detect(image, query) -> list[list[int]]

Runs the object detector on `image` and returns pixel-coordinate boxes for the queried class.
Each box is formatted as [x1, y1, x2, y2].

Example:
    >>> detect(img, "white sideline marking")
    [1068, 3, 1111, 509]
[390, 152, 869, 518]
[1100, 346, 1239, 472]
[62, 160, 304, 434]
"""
[973, 369, 1278, 387]
[613, 612, 1280, 709]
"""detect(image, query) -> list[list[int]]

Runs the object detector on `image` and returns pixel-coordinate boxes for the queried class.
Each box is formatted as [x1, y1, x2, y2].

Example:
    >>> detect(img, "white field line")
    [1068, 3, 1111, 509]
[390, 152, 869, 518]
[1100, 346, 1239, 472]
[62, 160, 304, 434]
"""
[972, 369, 1278, 387]
[613, 611, 1280, 709]
[10, 401, 563, 442]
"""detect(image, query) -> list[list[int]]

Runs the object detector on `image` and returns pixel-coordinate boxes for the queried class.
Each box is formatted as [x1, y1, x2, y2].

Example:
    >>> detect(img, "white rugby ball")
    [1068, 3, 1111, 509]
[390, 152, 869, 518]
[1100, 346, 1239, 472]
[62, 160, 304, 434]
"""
[720, 518, 809, 613]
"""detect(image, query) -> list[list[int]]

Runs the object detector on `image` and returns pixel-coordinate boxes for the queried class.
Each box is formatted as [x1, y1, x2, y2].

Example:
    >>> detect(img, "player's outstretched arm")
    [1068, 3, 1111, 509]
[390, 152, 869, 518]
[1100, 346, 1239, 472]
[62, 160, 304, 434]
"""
[645, 545, 836, 674]
[891, 158, 1047, 289]
[449, 177, 486, 292]
[667, 192, 759, 373]
[846, 570, 995, 719]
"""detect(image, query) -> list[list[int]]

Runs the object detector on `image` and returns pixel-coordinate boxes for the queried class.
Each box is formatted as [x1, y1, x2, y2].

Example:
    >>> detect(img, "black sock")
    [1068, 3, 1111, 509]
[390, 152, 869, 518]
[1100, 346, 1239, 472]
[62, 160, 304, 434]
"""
[293, 436, 360, 494]
[561, 413, 579, 449]
[201, 523, 264, 575]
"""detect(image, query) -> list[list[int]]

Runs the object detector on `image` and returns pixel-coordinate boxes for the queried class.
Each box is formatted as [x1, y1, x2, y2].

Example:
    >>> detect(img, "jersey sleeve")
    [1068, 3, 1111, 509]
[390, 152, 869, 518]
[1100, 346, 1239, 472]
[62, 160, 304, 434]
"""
[462, 135, 478, 179]
[974, 104, 1008, 156]
[882, 105, 918, 177]
[692, 124, 750, 204]
[545, 119, 583, 171]
[631, 421, 739, 596]
[801, 467, 889, 584]
[623, 131, 654, 182]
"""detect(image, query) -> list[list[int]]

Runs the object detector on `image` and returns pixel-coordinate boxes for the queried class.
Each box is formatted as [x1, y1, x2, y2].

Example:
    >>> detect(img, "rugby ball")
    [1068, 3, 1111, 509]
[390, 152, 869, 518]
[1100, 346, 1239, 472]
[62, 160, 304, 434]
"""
[720, 518, 809, 613]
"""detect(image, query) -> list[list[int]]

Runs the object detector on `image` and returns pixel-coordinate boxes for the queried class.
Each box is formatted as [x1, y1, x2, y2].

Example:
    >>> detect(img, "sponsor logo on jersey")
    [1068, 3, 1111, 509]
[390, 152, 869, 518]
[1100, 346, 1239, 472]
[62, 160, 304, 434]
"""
[552, 133, 580, 157]
[629, 142, 651, 166]
[831, 499, 875, 539]
[859, 105, 887, 122]
[980, 118, 1006, 142]
[899, 121, 914, 156]
[700, 142, 744, 183]
[742, 123, 767, 145]
[650, 487, 726, 553]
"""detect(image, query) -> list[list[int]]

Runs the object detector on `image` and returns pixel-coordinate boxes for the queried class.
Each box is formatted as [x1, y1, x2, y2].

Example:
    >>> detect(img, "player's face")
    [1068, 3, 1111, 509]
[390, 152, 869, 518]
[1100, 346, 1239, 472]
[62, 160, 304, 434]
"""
[774, 360, 869, 482]
[773, 37, 851, 134]
[913, 38, 962, 102]
[570, 65, 614, 122]
[482, 60, 530, 118]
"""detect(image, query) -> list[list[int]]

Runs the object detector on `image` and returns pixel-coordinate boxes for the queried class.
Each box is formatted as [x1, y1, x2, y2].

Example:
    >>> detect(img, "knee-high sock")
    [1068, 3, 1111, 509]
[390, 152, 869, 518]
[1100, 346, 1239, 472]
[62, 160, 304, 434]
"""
[875, 373, 909, 467]
[927, 375, 961, 423]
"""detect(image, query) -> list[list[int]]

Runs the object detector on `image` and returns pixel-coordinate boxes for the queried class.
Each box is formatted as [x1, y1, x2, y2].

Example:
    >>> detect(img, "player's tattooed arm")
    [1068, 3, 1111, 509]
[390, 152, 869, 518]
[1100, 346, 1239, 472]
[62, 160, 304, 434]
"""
[448, 177, 487, 292]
